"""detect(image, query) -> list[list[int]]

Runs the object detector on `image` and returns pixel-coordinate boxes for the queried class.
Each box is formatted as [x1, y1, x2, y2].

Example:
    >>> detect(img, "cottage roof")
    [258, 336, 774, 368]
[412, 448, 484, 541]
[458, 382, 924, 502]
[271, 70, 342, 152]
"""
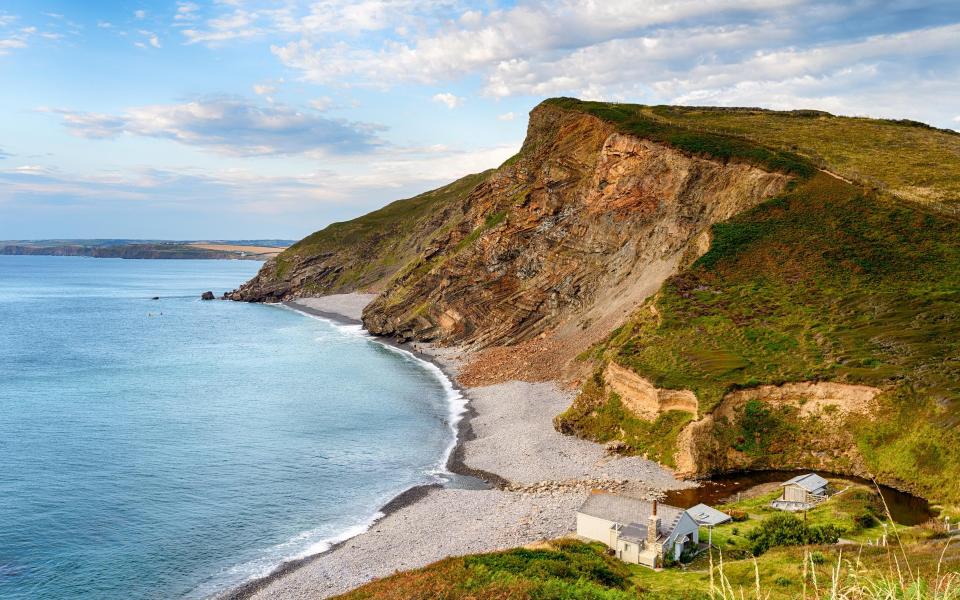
[781, 473, 828, 492]
[578, 494, 685, 537]
[619, 522, 655, 543]
[688, 503, 733, 526]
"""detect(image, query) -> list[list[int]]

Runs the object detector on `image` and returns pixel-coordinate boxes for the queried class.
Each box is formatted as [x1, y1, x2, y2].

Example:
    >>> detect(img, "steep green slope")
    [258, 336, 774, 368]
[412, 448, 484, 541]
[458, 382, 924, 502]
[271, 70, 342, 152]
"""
[226, 171, 490, 300]
[559, 171, 960, 501]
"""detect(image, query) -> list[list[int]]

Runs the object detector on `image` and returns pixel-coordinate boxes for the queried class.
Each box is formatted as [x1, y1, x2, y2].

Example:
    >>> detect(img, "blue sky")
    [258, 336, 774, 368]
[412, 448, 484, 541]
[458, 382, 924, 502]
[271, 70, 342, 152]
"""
[1, 0, 958, 240]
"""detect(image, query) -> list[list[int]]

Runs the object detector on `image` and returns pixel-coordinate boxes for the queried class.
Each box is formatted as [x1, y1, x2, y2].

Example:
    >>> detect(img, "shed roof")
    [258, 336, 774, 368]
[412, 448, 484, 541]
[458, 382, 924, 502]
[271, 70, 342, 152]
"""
[688, 503, 733, 526]
[781, 473, 828, 492]
[578, 494, 685, 537]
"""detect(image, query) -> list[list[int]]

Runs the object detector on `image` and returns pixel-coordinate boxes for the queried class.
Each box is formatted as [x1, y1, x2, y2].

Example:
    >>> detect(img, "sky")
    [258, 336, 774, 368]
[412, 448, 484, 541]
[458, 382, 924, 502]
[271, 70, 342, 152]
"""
[1, 1, 958, 240]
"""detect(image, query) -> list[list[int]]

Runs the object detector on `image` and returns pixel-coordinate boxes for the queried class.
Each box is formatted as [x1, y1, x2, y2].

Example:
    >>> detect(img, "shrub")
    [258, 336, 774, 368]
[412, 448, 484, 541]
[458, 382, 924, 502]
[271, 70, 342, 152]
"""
[746, 513, 841, 556]
[729, 510, 749, 522]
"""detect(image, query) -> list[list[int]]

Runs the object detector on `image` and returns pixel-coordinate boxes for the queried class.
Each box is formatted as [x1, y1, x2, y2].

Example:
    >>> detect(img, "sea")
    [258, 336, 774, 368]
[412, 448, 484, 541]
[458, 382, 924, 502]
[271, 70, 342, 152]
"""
[0, 255, 463, 599]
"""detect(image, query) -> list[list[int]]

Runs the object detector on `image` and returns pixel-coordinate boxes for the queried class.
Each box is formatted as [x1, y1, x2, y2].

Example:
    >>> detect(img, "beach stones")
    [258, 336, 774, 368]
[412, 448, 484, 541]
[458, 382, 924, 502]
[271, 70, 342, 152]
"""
[201, 291, 215, 300]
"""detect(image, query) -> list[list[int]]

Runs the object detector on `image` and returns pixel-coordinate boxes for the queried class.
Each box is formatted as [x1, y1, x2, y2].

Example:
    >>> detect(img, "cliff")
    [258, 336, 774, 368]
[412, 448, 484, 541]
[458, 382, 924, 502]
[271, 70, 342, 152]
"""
[230, 98, 960, 503]
[362, 104, 789, 358]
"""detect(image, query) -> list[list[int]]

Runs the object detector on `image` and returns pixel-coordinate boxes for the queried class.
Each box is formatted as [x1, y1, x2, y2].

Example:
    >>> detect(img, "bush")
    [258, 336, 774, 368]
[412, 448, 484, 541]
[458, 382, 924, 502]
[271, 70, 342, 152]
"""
[746, 513, 841, 556]
[809, 551, 826, 565]
[464, 540, 632, 590]
[729, 510, 749, 522]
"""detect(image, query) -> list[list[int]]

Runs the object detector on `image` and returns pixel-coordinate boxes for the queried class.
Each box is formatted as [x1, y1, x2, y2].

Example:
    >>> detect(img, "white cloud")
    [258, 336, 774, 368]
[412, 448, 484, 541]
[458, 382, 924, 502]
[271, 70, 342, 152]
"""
[497, 112, 515, 121]
[135, 30, 161, 48]
[953, 116, 960, 123]
[309, 96, 335, 111]
[431, 92, 463, 109]
[270, 0, 801, 85]
[175, 2, 200, 22]
[43, 98, 384, 156]
[97, 21, 113, 29]
[133, 10, 146, 20]
[256, 0, 960, 127]
[0, 38, 27, 54]
[252, 83, 275, 95]
[182, 9, 261, 44]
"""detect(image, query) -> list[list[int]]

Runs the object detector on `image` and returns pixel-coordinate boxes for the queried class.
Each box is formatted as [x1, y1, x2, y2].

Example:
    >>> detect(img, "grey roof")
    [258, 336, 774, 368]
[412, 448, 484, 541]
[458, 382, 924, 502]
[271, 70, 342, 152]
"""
[688, 503, 733, 526]
[781, 473, 828, 492]
[619, 522, 651, 543]
[578, 494, 685, 537]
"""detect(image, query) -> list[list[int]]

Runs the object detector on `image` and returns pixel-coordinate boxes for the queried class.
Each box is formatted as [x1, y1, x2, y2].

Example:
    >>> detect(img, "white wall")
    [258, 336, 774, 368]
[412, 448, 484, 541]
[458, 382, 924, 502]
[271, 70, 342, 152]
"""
[577, 513, 616, 547]
[667, 512, 700, 559]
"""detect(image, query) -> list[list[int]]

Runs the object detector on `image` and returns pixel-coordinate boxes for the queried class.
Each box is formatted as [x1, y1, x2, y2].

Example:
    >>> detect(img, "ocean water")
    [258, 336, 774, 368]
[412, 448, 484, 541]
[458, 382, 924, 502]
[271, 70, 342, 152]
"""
[0, 256, 462, 599]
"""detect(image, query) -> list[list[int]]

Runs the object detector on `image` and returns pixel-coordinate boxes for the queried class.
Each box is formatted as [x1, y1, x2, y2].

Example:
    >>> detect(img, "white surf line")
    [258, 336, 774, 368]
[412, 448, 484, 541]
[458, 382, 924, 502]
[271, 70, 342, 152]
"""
[275, 302, 468, 479]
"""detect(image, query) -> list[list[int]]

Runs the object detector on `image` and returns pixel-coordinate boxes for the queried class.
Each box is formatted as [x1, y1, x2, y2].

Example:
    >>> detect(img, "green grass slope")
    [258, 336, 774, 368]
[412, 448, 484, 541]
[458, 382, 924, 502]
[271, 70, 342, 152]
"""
[254, 171, 490, 297]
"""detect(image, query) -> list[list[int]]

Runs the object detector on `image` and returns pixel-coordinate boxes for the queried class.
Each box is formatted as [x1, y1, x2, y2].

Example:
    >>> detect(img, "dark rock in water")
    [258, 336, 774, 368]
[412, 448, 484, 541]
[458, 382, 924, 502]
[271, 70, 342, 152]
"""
[201, 291, 215, 300]
[151, 296, 160, 300]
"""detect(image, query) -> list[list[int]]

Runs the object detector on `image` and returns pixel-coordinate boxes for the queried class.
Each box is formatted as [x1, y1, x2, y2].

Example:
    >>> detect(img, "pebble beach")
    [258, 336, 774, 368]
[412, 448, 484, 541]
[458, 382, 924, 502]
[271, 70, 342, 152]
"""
[226, 294, 690, 600]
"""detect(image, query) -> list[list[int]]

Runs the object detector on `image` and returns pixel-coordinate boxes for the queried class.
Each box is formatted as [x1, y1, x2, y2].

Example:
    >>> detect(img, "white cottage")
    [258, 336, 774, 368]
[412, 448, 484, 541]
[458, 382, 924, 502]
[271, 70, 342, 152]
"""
[576, 494, 699, 568]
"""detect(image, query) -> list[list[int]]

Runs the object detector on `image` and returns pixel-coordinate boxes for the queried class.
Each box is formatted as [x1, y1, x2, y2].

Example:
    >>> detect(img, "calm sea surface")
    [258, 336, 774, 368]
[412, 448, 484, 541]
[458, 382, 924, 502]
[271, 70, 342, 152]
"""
[0, 256, 458, 599]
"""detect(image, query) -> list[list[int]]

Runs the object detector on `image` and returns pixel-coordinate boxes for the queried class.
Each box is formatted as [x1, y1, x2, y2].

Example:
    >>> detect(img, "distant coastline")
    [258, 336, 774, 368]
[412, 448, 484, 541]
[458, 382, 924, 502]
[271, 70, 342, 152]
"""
[0, 239, 293, 261]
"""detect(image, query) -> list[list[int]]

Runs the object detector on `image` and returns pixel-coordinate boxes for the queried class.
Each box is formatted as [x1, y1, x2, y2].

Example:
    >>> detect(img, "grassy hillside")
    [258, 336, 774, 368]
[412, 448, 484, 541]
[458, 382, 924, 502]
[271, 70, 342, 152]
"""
[646, 105, 960, 214]
[333, 530, 959, 600]
[276, 171, 490, 291]
[558, 105, 960, 502]
[546, 99, 960, 215]
[228, 171, 491, 300]
[558, 168, 960, 501]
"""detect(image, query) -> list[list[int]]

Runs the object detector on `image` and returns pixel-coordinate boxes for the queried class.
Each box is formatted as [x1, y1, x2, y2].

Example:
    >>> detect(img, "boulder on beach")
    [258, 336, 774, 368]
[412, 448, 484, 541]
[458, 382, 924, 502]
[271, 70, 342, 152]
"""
[201, 291, 215, 300]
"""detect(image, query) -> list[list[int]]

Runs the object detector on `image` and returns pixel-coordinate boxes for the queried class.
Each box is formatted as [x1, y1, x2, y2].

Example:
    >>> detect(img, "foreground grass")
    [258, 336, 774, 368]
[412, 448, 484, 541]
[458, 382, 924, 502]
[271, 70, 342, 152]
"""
[332, 536, 960, 600]
[332, 483, 958, 599]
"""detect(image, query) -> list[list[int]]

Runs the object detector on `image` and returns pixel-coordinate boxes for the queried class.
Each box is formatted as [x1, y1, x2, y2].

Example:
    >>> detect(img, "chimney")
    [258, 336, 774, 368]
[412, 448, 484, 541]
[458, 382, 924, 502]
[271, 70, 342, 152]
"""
[648, 500, 660, 546]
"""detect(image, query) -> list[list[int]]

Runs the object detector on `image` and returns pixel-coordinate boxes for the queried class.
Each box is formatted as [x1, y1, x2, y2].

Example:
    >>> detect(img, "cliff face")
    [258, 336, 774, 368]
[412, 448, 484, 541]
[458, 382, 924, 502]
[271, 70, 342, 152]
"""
[363, 104, 788, 368]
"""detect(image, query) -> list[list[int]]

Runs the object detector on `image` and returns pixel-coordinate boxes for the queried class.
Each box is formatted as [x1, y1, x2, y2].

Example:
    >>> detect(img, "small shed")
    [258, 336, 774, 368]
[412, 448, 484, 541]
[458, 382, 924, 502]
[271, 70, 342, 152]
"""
[771, 473, 829, 511]
[688, 503, 732, 527]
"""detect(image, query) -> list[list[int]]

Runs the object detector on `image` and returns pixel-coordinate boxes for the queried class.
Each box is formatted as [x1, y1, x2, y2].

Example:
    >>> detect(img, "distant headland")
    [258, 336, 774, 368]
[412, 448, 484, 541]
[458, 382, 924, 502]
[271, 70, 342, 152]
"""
[0, 239, 294, 260]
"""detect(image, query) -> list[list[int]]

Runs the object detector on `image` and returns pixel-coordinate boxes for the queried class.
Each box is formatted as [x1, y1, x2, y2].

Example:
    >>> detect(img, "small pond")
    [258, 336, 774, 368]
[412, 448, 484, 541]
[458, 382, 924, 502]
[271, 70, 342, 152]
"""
[662, 470, 935, 526]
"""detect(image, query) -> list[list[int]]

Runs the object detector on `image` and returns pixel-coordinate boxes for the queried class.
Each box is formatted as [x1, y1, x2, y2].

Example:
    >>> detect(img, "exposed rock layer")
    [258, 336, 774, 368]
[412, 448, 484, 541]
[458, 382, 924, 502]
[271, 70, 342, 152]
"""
[363, 105, 788, 362]
[673, 381, 882, 478]
[604, 362, 698, 419]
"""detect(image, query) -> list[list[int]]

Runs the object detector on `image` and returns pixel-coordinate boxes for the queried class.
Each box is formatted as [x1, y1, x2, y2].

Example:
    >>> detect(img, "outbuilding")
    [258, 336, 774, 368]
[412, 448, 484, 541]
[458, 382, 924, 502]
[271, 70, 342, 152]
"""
[688, 503, 733, 527]
[772, 473, 830, 511]
[576, 494, 700, 568]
